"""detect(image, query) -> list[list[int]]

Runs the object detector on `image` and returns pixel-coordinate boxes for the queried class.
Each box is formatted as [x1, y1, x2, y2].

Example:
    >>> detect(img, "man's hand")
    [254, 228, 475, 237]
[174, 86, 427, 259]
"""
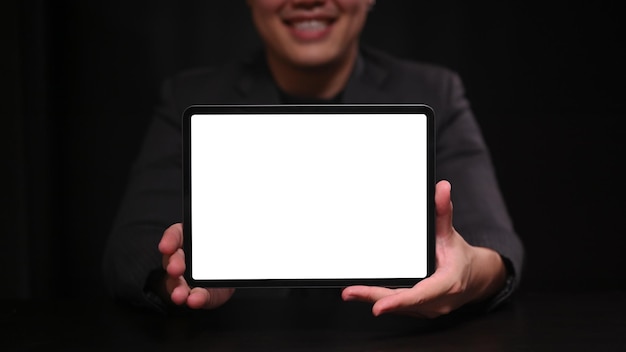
[158, 223, 235, 309]
[341, 180, 506, 318]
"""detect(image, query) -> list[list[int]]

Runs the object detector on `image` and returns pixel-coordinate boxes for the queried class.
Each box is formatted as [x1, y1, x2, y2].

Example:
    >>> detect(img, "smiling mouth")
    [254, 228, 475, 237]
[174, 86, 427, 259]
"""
[283, 18, 335, 41]
[285, 16, 336, 31]
[290, 19, 331, 31]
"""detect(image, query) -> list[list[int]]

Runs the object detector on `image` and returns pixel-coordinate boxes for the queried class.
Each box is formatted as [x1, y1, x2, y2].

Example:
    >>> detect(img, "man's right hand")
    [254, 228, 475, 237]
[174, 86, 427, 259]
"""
[158, 223, 235, 309]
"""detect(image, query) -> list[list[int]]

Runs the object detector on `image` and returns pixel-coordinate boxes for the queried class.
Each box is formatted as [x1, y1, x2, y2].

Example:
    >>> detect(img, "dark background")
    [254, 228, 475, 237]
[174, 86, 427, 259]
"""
[3, 0, 624, 300]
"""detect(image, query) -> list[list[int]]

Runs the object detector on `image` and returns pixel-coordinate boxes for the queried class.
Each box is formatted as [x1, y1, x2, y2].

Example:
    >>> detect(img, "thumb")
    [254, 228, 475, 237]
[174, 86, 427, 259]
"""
[435, 180, 454, 240]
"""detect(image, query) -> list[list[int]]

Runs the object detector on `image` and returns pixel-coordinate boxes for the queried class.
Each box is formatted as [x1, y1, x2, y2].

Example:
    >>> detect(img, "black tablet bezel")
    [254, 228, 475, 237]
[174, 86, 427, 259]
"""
[182, 104, 435, 288]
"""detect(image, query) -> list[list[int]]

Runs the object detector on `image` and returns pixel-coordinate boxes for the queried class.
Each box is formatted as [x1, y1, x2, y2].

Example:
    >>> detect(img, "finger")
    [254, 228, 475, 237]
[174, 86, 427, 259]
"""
[158, 223, 184, 255]
[163, 248, 186, 277]
[187, 288, 235, 310]
[186, 288, 209, 309]
[166, 276, 190, 306]
[341, 285, 400, 304]
[373, 273, 456, 318]
[435, 180, 454, 241]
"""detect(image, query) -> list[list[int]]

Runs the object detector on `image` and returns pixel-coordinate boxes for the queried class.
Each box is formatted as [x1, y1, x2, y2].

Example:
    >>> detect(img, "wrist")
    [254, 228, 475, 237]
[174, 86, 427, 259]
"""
[469, 246, 507, 304]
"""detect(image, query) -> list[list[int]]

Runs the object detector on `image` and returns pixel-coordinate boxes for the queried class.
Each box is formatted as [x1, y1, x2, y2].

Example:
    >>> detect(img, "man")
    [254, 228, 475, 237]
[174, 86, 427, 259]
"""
[103, 0, 523, 318]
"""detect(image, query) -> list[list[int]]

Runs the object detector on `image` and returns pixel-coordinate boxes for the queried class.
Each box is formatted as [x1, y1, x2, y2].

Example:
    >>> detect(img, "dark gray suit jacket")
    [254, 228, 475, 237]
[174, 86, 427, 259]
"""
[102, 46, 524, 313]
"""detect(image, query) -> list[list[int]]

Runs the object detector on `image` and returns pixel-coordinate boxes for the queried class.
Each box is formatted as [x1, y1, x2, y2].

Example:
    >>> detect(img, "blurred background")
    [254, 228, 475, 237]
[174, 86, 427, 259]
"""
[2, 0, 624, 300]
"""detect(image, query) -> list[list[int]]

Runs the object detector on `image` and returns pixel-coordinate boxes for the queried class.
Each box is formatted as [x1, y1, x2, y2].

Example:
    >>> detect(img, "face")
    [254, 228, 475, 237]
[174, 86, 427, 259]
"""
[246, 0, 372, 69]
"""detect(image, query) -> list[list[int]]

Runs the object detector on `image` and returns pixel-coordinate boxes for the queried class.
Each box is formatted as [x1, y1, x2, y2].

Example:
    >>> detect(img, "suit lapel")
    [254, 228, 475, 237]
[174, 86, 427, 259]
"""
[343, 48, 393, 104]
[234, 51, 282, 104]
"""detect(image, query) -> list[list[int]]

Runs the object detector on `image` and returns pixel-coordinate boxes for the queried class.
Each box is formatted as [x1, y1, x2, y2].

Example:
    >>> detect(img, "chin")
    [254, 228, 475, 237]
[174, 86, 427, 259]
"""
[290, 56, 338, 69]
[283, 46, 352, 69]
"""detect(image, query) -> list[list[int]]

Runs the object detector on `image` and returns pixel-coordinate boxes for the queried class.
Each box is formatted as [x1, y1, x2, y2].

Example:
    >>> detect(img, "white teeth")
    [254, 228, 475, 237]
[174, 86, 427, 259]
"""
[293, 20, 327, 31]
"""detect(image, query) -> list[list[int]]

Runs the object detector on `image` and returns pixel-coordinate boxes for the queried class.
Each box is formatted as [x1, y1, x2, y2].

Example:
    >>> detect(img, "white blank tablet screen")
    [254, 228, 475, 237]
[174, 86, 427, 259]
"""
[190, 113, 429, 281]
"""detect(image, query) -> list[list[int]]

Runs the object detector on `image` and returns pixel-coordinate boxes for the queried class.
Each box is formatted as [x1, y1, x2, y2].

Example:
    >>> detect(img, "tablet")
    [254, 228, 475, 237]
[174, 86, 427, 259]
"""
[182, 104, 435, 288]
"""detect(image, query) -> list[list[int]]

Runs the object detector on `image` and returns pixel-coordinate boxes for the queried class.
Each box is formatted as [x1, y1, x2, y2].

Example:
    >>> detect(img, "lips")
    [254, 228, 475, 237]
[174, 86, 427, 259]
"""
[292, 19, 330, 30]
[283, 17, 336, 41]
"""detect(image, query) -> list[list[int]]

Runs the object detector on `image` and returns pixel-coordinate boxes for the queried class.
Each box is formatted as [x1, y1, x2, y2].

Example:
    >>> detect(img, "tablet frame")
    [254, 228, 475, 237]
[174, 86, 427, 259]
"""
[182, 104, 435, 288]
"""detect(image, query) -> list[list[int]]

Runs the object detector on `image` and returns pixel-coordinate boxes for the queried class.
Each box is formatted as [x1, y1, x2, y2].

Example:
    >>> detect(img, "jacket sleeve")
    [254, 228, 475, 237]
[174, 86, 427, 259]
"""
[102, 77, 184, 313]
[435, 71, 525, 310]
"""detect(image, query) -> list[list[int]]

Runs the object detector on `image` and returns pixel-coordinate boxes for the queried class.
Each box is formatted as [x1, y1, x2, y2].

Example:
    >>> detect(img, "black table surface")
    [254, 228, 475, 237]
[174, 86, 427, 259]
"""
[2, 289, 625, 351]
